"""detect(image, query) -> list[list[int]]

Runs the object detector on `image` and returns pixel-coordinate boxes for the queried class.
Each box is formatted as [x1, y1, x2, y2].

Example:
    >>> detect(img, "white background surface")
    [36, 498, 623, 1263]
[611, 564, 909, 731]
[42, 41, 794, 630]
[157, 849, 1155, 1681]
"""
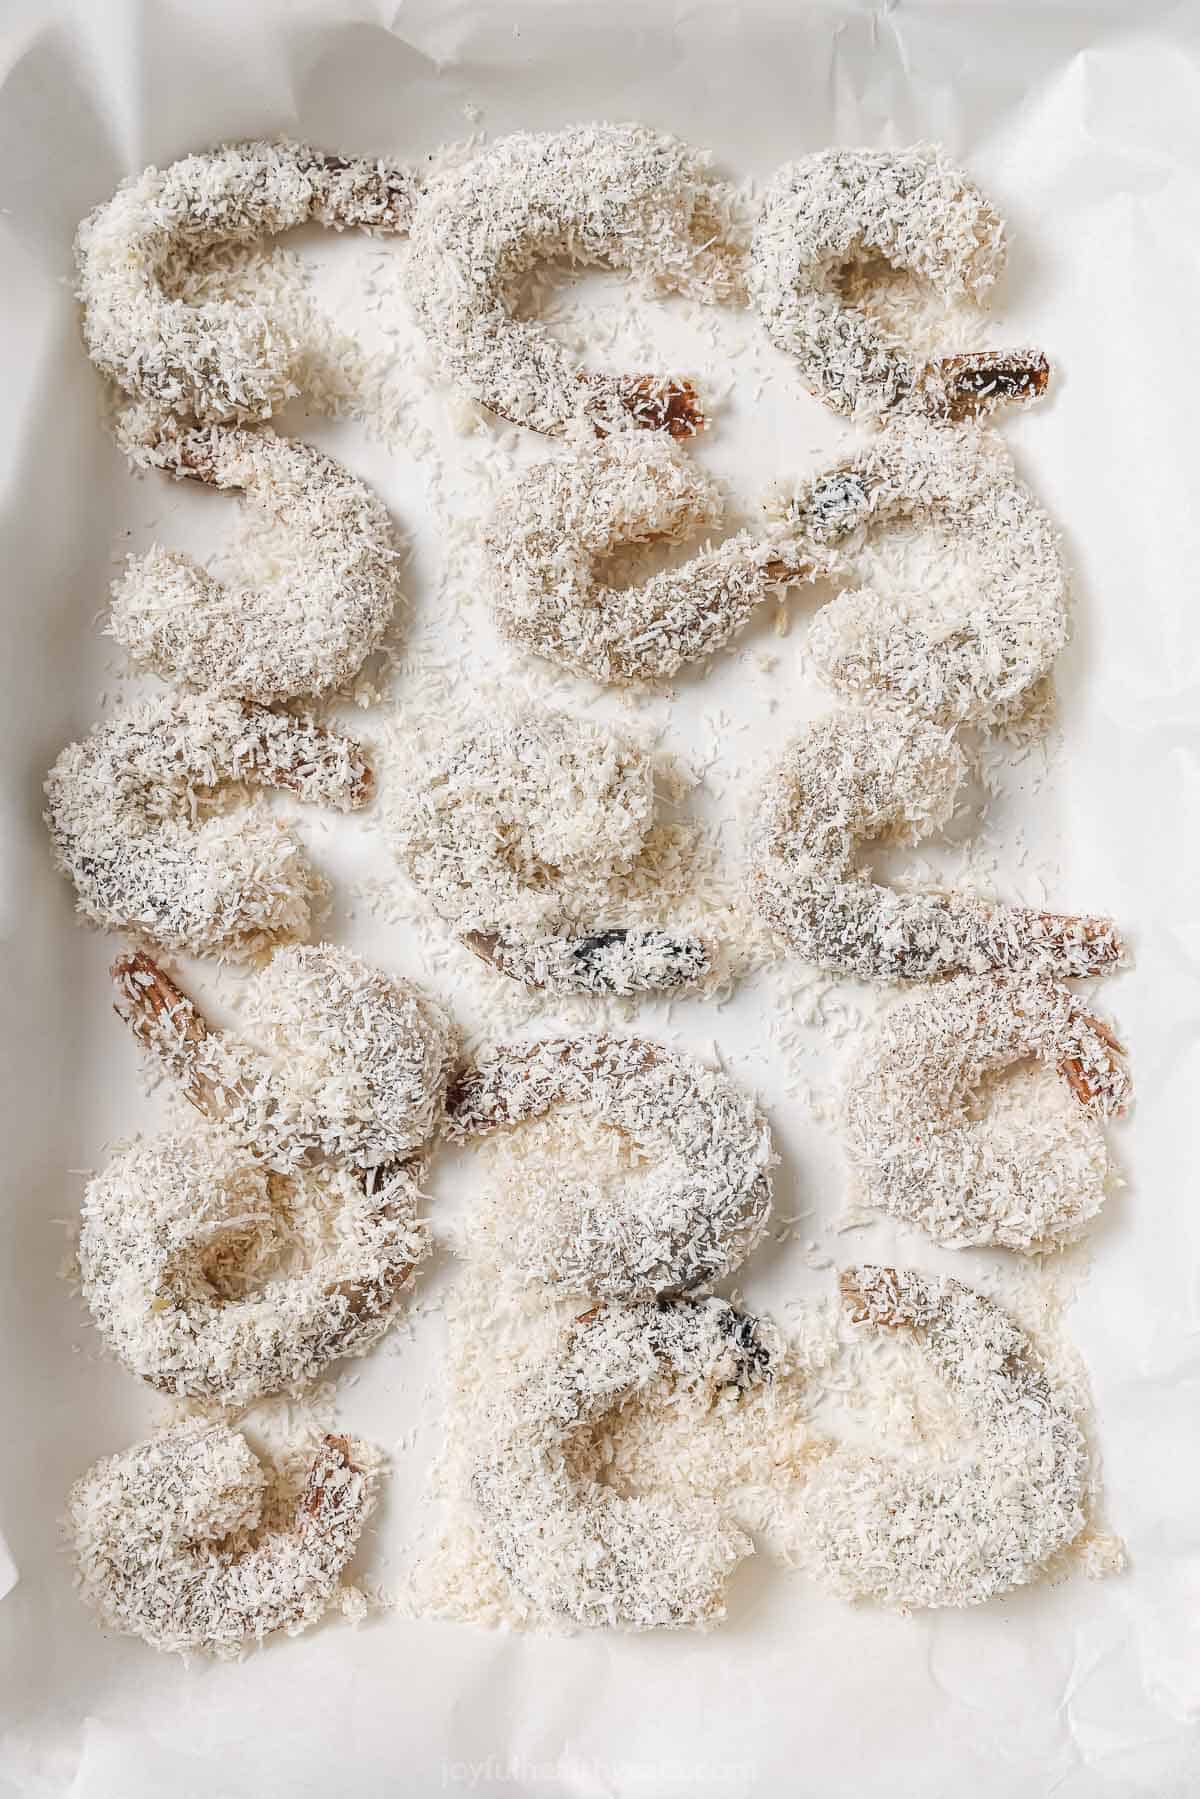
[3, 0, 1200, 1794]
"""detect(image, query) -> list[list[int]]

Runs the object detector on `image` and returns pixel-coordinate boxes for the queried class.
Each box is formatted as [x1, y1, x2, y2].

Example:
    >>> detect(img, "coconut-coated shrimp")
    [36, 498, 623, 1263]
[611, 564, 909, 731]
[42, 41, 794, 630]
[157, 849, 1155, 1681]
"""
[841, 975, 1130, 1251]
[749, 145, 1048, 423]
[76, 139, 418, 425]
[446, 1035, 773, 1299]
[78, 1126, 425, 1407]
[67, 1421, 379, 1655]
[405, 124, 744, 438]
[781, 419, 1069, 725]
[109, 424, 402, 704]
[391, 710, 709, 994]
[747, 710, 1125, 982]
[44, 693, 371, 960]
[111, 945, 454, 1173]
[83, 947, 452, 1404]
[482, 436, 810, 684]
[472, 1299, 769, 1629]
[797, 1267, 1088, 1608]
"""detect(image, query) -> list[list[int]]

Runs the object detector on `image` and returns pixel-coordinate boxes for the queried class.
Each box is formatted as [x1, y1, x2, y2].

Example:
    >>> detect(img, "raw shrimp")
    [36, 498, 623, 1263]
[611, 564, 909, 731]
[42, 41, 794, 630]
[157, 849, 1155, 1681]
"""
[472, 1299, 769, 1628]
[841, 974, 1130, 1251]
[446, 1034, 774, 1299]
[482, 435, 810, 683]
[781, 418, 1069, 725]
[391, 710, 709, 994]
[749, 145, 1048, 422]
[110, 424, 403, 704]
[44, 692, 371, 959]
[77, 138, 418, 424]
[405, 124, 744, 437]
[111, 945, 455, 1173]
[747, 709, 1124, 982]
[797, 1267, 1088, 1607]
[67, 1420, 378, 1655]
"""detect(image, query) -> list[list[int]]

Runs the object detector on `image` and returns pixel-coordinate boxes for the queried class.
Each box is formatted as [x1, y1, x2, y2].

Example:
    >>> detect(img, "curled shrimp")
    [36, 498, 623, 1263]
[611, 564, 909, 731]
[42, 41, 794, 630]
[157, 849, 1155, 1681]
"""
[44, 692, 371, 959]
[781, 418, 1069, 725]
[111, 945, 454, 1173]
[79, 947, 453, 1404]
[482, 435, 809, 684]
[76, 138, 418, 425]
[78, 1127, 425, 1407]
[747, 709, 1125, 982]
[391, 710, 709, 994]
[406, 124, 744, 438]
[67, 1421, 378, 1655]
[471, 1299, 768, 1629]
[109, 423, 403, 704]
[445, 1034, 774, 1300]
[841, 974, 1131, 1251]
[749, 144, 1048, 423]
[797, 1267, 1088, 1607]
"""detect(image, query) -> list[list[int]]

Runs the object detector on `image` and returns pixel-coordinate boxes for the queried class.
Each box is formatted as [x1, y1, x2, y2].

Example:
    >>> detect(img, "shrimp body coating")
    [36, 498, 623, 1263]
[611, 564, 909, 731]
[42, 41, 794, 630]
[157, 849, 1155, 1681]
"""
[748, 709, 1124, 982]
[391, 710, 708, 994]
[842, 974, 1130, 1251]
[44, 693, 371, 959]
[447, 1034, 774, 1300]
[472, 1300, 767, 1629]
[77, 139, 418, 424]
[111, 425, 402, 703]
[79, 1128, 425, 1406]
[483, 435, 809, 683]
[68, 1422, 378, 1655]
[798, 1268, 1088, 1608]
[113, 945, 455, 1173]
[406, 123, 744, 437]
[85, 948, 452, 1404]
[750, 145, 1048, 423]
[782, 420, 1069, 725]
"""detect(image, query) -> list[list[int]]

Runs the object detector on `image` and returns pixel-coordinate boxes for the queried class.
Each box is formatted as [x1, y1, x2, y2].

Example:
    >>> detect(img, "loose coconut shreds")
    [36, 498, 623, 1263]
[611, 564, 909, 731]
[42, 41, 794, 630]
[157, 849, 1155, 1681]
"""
[76, 139, 419, 425]
[483, 434, 811, 684]
[840, 973, 1131, 1253]
[775, 418, 1070, 726]
[67, 1419, 381, 1656]
[108, 422, 403, 704]
[469, 1299, 773, 1630]
[404, 123, 746, 437]
[747, 708, 1126, 983]
[796, 1266, 1089, 1609]
[77, 1124, 427, 1406]
[748, 145, 1048, 424]
[387, 706, 716, 996]
[445, 1033, 775, 1300]
[43, 693, 371, 959]
[113, 944, 456, 1173]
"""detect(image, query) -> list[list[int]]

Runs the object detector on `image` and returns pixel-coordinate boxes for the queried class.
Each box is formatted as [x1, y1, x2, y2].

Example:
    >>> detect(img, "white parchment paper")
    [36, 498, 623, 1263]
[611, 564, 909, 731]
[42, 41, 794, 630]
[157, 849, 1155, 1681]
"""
[3, 1, 1200, 1794]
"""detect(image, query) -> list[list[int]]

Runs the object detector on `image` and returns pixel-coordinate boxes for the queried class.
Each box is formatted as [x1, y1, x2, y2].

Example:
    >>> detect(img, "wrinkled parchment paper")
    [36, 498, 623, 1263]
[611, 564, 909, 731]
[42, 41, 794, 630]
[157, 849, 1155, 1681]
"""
[3, 0, 1200, 1793]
